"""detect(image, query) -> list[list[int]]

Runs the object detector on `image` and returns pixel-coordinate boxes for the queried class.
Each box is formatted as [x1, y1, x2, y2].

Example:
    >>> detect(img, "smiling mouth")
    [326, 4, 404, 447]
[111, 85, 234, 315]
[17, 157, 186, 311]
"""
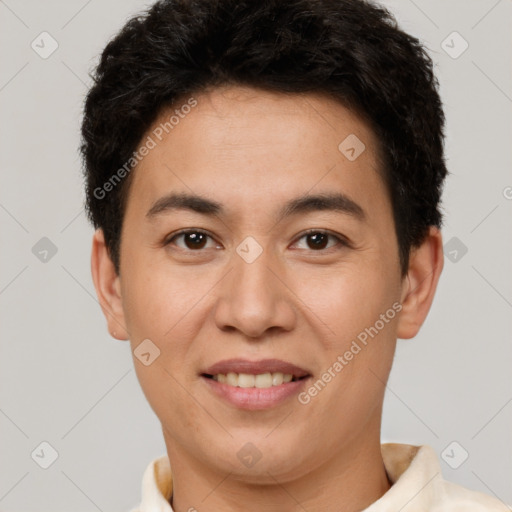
[202, 372, 309, 388]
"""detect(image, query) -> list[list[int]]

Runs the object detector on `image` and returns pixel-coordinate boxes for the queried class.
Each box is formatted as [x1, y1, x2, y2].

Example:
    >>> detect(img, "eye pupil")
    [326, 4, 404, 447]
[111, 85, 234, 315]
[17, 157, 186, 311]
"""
[308, 233, 328, 250]
[185, 232, 207, 249]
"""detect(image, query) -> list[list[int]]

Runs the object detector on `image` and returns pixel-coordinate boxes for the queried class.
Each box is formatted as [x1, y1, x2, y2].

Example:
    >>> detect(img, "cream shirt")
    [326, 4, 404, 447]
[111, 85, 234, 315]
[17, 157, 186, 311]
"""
[129, 443, 510, 511]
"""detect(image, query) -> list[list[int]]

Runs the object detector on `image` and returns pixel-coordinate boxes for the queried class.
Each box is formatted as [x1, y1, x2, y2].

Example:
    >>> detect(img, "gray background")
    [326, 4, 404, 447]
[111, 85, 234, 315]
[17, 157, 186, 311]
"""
[0, 0, 511, 510]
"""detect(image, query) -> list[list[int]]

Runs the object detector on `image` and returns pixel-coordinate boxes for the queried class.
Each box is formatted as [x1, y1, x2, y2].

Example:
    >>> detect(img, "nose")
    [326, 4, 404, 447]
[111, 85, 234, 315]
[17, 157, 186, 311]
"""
[213, 244, 297, 339]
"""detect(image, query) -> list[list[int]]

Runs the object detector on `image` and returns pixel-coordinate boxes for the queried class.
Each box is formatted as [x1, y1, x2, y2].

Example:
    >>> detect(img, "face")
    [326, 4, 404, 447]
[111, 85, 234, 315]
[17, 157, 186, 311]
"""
[92, 85, 443, 484]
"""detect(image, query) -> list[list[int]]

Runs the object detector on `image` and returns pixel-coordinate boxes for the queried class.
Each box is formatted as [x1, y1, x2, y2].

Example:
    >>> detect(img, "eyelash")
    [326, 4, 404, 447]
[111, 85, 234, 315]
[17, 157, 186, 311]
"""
[164, 228, 350, 253]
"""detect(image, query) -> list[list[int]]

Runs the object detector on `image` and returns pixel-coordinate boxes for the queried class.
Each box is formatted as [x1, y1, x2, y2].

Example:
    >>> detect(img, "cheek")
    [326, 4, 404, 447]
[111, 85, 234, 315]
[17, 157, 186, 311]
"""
[121, 255, 209, 339]
[121, 259, 215, 397]
[300, 265, 399, 428]
[296, 260, 399, 348]
[122, 264, 207, 421]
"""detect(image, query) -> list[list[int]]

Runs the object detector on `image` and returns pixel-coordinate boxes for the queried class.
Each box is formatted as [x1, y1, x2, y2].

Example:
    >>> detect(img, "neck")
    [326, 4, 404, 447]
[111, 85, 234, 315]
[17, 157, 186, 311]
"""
[164, 422, 391, 512]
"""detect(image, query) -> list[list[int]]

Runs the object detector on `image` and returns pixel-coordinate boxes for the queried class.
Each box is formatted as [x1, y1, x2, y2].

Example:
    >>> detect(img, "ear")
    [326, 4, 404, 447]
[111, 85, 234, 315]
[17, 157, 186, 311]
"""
[396, 226, 444, 339]
[90, 229, 129, 340]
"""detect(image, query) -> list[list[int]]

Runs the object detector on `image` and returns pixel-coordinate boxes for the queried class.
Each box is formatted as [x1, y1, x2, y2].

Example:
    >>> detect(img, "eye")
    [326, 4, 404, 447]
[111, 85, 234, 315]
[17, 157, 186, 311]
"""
[165, 229, 220, 251]
[293, 230, 348, 251]
[164, 229, 349, 253]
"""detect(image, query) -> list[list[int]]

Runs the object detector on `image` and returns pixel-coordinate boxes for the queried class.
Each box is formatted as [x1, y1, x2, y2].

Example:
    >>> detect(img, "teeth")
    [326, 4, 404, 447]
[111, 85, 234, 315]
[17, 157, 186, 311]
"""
[272, 372, 283, 386]
[255, 373, 272, 388]
[238, 373, 255, 388]
[226, 372, 238, 386]
[212, 372, 296, 388]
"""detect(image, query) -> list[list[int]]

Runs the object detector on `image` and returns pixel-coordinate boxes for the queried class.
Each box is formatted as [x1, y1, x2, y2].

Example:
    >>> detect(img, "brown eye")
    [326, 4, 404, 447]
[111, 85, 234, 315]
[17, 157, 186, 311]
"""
[294, 230, 345, 251]
[296, 229, 350, 252]
[306, 232, 329, 250]
[182, 232, 207, 249]
[166, 230, 217, 250]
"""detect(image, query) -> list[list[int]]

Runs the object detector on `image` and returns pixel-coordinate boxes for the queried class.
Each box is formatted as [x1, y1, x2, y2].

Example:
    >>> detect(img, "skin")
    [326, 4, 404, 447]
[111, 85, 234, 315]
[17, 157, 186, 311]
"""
[91, 85, 443, 512]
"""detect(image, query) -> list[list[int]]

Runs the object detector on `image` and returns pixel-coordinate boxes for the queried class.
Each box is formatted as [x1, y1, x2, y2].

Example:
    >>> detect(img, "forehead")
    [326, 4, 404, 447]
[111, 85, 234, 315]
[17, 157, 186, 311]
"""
[125, 85, 390, 224]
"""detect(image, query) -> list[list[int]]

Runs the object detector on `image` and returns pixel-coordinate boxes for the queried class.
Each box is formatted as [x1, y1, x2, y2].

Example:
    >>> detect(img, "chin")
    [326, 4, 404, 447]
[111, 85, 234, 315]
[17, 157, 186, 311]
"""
[201, 433, 314, 483]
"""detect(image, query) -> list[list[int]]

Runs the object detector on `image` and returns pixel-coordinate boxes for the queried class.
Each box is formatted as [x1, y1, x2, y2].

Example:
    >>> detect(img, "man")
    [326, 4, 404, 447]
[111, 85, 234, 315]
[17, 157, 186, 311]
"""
[81, 0, 509, 510]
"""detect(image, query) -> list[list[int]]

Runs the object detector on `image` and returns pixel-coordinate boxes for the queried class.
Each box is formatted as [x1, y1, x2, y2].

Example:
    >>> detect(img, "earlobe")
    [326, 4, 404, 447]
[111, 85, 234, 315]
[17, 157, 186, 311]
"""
[396, 227, 444, 339]
[90, 229, 130, 340]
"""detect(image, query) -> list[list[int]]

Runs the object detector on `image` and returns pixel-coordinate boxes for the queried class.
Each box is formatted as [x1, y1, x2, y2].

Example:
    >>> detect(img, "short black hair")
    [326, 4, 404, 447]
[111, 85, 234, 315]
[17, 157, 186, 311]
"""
[81, 0, 448, 276]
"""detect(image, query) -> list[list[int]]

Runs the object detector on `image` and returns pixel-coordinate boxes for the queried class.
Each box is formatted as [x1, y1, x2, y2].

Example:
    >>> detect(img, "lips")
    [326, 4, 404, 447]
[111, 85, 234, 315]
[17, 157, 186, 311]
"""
[200, 358, 312, 410]
[202, 358, 311, 381]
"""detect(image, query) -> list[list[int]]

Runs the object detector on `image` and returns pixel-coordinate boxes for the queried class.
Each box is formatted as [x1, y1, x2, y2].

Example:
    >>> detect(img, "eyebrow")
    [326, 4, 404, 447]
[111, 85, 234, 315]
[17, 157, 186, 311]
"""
[146, 191, 365, 222]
